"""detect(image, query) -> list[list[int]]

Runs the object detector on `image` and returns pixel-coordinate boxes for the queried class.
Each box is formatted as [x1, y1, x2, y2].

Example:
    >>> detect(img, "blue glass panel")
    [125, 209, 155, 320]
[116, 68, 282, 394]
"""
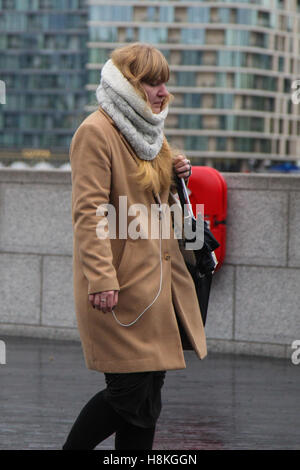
[90, 26, 118, 42]
[176, 72, 196, 86]
[218, 8, 231, 23]
[185, 136, 208, 151]
[159, 6, 174, 22]
[216, 137, 226, 151]
[179, 115, 202, 129]
[236, 8, 257, 26]
[216, 72, 227, 87]
[234, 138, 255, 152]
[89, 5, 132, 21]
[226, 29, 250, 46]
[278, 56, 284, 71]
[217, 51, 244, 67]
[183, 93, 202, 108]
[187, 7, 210, 23]
[181, 28, 205, 45]
[215, 94, 234, 109]
[182, 50, 203, 65]
[138, 27, 168, 44]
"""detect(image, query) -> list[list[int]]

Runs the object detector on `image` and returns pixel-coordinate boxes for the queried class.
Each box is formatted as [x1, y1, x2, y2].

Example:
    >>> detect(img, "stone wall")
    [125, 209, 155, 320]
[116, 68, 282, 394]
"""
[0, 169, 299, 359]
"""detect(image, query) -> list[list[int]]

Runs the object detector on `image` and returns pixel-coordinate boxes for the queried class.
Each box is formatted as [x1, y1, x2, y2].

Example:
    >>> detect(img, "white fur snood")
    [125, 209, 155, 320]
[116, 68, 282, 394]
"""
[96, 59, 168, 161]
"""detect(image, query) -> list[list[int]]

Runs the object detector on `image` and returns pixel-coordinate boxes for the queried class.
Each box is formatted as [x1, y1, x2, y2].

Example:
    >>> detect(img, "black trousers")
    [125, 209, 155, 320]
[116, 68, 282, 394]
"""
[62, 370, 166, 450]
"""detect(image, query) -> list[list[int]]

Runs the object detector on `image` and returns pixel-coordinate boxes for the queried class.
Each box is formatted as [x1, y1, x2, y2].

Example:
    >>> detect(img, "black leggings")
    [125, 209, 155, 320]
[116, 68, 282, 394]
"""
[62, 389, 155, 450]
[62, 371, 165, 450]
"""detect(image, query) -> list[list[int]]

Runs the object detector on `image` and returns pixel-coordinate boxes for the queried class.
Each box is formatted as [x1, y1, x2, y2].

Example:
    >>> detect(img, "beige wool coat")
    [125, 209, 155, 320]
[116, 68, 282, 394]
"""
[70, 107, 207, 373]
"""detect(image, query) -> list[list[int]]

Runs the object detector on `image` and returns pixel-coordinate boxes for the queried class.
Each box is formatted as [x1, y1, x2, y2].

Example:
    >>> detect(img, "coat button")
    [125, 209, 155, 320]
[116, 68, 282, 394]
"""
[164, 253, 171, 261]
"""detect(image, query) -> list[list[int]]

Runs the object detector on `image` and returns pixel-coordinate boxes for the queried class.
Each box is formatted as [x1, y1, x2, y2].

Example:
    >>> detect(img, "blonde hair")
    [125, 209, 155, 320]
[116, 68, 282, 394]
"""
[110, 43, 175, 194]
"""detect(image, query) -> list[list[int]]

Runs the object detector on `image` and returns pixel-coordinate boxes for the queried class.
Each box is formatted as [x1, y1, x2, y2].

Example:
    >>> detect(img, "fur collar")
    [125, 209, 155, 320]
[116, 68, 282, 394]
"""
[96, 59, 168, 161]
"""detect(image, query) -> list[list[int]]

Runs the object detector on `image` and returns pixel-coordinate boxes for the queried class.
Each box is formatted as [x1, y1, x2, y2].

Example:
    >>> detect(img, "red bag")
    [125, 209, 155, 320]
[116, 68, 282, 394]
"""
[187, 166, 227, 271]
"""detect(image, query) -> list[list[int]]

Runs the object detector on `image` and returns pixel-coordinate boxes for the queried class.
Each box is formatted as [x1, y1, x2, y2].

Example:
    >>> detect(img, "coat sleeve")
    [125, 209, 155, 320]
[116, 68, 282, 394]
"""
[70, 122, 120, 295]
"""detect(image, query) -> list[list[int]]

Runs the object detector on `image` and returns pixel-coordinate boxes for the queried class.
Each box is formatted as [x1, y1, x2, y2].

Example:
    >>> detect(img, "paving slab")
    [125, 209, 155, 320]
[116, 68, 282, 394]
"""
[0, 336, 299, 450]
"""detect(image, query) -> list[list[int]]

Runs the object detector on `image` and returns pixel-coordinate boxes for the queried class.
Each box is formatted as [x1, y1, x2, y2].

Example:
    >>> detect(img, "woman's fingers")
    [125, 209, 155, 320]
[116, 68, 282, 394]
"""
[173, 155, 191, 178]
[89, 291, 118, 313]
[93, 293, 103, 311]
[113, 290, 119, 308]
[105, 292, 114, 313]
[176, 163, 190, 177]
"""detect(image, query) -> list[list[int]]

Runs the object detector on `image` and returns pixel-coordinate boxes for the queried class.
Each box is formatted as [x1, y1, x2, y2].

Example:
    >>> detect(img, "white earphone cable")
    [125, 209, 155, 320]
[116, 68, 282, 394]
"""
[111, 204, 163, 327]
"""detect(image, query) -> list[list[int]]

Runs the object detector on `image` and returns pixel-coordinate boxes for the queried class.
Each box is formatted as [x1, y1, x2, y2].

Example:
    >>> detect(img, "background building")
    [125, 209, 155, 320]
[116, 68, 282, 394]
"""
[0, 0, 88, 163]
[1, 0, 300, 170]
[86, 0, 300, 171]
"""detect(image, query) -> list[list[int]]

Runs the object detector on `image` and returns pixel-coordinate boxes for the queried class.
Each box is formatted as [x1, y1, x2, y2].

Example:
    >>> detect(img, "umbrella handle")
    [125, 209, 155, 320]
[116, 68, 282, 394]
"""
[180, 177, 195, 220]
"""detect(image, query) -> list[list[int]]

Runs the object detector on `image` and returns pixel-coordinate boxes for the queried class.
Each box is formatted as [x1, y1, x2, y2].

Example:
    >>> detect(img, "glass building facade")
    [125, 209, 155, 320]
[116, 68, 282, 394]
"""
[1, 0, 300, 167]
[0, 0, 88, 159]
[86, 0, 300, 168]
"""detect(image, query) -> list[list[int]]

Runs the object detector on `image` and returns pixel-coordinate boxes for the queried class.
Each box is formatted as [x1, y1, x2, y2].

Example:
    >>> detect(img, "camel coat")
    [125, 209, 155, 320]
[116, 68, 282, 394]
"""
[70, 107, 207, 373]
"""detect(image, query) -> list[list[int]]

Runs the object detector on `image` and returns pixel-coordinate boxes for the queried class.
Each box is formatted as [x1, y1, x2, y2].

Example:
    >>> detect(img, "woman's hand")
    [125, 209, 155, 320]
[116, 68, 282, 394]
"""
[89, 290, 119, 313]
[173, 154, 192, 181]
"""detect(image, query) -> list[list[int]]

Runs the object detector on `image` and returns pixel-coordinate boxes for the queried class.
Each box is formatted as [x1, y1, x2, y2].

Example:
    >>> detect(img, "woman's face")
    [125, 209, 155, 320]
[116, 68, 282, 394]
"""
[141, 82, 169, 113]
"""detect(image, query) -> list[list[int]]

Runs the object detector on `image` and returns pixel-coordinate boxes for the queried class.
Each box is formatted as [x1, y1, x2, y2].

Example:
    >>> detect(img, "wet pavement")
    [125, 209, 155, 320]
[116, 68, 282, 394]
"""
[0, 335, 299, 450]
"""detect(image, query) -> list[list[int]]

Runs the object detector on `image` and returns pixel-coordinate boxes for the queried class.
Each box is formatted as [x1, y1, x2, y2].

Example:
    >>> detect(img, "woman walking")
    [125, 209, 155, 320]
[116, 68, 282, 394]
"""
[63, 43, 207, 450]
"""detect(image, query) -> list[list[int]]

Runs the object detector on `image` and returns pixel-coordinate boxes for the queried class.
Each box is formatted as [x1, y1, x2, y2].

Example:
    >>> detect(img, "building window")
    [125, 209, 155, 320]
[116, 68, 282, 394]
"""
[187, 7, 210, 23]
[139, 27, 168, 43]
[251, 31, 268, 48]
[217, 51, 244, 67]
[234, 138, 255, 152]
[226, 29, 250, 46]
[236, 8, 257, 26]
[89, 5, 133, 22]
[251, 53, 272, 70]
[185, 136, 208, 151]
[216, 137, 227, 151]
[176, 72, 196, 87]
[183, 94, 202, 108]
[89, 26, 118, 42]
[257, 11, 271, 28]
[182, 50, 203, 65]
[178, 115, 202, 129]
[218, 7, 231, 24]
[181, 28, 205, 44]
[215, 94, 234, 109]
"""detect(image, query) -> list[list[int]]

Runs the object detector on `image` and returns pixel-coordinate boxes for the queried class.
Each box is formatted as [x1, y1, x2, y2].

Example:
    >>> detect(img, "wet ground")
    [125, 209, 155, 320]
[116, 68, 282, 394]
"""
[0, 335, 299, 450]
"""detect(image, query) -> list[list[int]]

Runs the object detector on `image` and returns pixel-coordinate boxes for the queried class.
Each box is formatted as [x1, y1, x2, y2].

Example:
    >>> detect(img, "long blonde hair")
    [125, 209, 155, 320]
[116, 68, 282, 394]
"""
[110, 43, 174, 194]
